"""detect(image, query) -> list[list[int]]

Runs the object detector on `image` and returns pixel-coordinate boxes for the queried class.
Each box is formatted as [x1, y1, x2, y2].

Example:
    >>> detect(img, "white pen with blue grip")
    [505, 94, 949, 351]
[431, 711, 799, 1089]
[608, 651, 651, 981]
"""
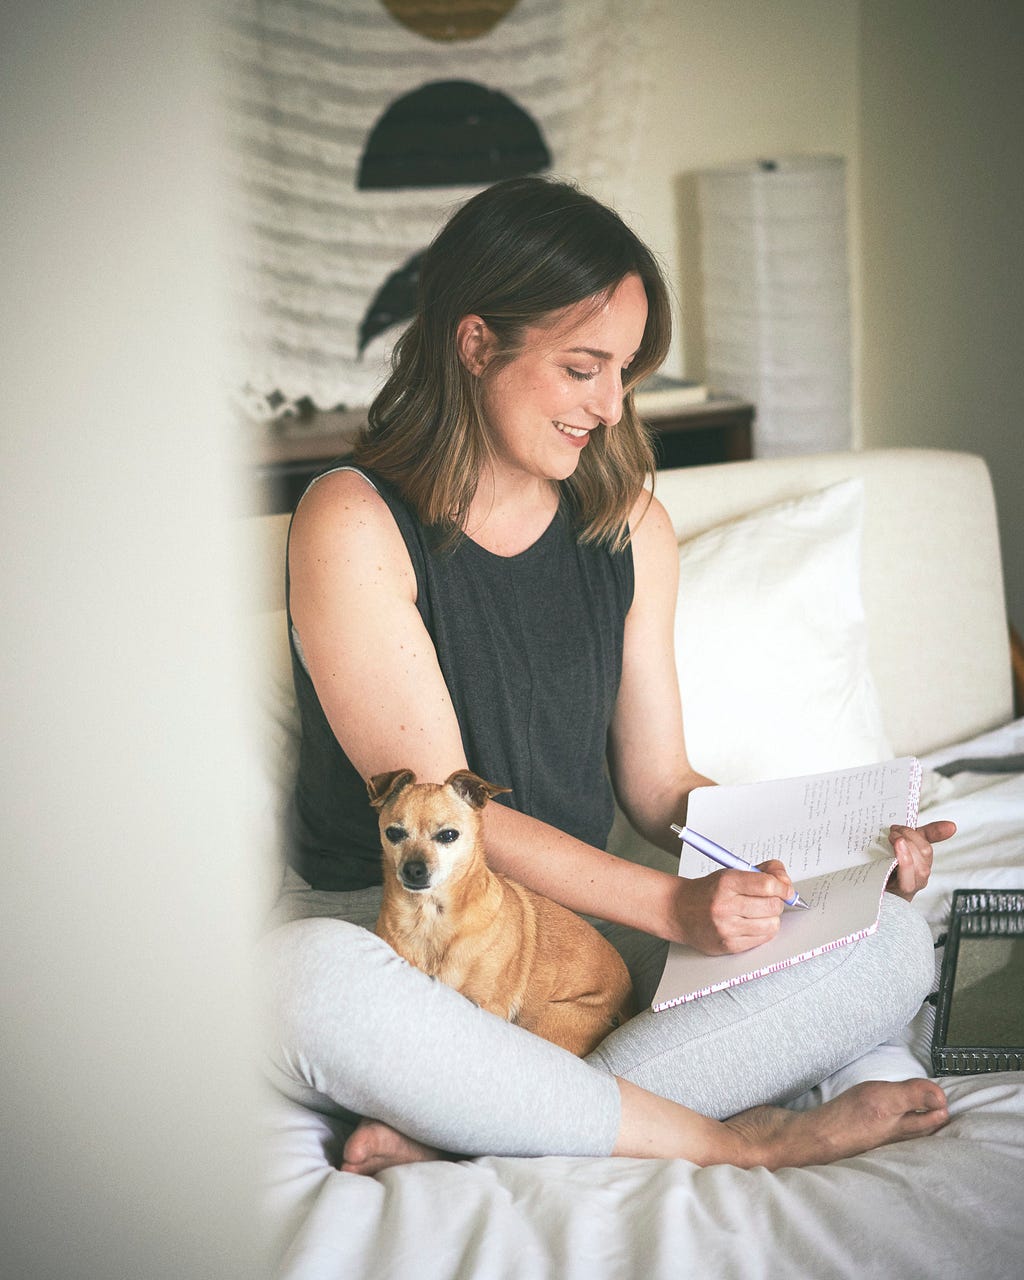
[670, 824, 812, 910]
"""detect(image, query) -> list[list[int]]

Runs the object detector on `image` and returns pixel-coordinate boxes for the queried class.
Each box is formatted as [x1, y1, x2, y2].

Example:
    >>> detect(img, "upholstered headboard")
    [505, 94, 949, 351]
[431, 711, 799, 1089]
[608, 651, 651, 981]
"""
[652, 448, 1011, 758]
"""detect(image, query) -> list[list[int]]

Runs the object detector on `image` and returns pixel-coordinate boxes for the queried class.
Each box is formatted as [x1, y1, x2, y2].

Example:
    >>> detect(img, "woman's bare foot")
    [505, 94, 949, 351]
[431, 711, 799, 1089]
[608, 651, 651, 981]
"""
[343, 1079, 948, 1175]
[341, 1119, 445, 1176]
[724, 1078, 949, 1170]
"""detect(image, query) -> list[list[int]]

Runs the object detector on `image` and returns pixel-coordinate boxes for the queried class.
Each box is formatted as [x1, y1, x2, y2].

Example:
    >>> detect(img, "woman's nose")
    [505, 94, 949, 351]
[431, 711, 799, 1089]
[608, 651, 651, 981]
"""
[588, 370, 624, 426]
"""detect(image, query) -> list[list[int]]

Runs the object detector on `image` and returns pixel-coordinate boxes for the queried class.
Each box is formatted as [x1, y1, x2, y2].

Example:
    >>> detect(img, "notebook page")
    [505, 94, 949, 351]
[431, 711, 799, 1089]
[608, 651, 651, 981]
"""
[678, 758, 921, 882]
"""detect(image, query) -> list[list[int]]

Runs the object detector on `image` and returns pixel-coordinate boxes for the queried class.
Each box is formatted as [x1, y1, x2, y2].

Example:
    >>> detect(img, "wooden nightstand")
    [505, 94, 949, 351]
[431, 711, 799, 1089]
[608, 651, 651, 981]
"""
[643, 396, 753, 471]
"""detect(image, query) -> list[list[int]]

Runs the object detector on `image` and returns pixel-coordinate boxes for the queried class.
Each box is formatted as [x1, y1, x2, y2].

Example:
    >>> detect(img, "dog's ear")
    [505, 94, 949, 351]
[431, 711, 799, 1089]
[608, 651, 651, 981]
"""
[445, 770, 511, 811]
[367, 768, 416, 810]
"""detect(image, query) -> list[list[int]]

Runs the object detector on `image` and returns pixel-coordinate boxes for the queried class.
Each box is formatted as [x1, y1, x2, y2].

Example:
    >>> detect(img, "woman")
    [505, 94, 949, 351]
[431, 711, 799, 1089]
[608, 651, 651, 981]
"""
[263, 176, 953, 1175]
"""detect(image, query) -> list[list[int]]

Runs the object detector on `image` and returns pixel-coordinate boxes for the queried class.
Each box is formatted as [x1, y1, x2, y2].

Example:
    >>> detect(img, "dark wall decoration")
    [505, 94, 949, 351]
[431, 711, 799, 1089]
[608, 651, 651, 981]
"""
[358, 80, 551, 190]
[226, 0, 653, 418]
[358, 250, 423, 356]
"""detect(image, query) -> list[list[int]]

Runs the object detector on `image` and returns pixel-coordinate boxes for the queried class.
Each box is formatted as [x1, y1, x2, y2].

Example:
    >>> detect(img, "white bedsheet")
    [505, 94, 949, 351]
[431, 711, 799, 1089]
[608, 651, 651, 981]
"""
[263, 721, 1024, 1279]
[916, 718, 1024, 931]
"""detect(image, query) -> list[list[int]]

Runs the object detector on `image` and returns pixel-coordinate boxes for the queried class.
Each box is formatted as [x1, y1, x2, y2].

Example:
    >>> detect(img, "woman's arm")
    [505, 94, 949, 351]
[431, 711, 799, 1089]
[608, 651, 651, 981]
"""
[606, 491, 953, 913]
[288, 470, 468, 784]
[606, 492, 712, 847]
[604, 492, 799, 950]
[289, 472, 792, 952]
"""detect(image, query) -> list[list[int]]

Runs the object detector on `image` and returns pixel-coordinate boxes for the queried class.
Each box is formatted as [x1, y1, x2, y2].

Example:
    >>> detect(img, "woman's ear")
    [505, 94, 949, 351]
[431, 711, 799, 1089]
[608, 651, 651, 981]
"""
[456, 315, 495, 376]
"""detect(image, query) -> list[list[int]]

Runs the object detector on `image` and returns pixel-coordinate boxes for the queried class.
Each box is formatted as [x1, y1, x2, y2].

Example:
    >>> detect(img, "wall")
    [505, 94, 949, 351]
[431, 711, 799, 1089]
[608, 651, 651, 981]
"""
[2, 3, 264, 1277]
[604, 0, 1021, 631]
[603, 0, 861, 403]
[858, 0, 1024, 631]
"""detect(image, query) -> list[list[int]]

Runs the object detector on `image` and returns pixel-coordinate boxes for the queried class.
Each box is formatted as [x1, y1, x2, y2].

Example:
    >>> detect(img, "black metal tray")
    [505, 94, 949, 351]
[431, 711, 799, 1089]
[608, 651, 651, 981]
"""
[931, 888, 1024, 1074]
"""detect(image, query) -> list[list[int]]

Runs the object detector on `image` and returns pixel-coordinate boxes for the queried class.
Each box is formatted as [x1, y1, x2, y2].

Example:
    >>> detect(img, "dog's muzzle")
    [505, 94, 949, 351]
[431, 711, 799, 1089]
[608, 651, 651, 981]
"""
[399, 859, 431, 891]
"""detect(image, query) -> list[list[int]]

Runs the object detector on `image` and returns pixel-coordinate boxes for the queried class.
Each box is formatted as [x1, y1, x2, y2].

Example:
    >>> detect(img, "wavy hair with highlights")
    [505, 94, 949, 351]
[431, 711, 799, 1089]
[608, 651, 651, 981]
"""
[354, 176, 672, 550]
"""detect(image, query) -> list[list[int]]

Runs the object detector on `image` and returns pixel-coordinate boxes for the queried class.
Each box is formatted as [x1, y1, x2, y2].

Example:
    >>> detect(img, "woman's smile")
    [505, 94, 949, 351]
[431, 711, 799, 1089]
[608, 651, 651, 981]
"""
[554, 421, 592, 445]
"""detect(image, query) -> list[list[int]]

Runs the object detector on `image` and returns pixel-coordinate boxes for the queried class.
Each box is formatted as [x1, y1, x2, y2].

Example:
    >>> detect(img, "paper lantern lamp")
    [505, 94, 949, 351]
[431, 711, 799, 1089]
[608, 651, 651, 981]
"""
[698, 156, 853, 457]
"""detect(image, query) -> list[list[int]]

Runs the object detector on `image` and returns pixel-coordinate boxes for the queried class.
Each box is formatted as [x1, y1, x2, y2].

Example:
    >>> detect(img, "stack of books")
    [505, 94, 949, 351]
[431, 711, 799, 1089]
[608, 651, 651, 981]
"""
[633, 373, 708, 416]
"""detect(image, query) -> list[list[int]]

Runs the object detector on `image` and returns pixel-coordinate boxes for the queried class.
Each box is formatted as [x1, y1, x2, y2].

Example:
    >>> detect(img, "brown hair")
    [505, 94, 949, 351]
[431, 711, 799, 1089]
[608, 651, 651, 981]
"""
[354, 176, 672, 549]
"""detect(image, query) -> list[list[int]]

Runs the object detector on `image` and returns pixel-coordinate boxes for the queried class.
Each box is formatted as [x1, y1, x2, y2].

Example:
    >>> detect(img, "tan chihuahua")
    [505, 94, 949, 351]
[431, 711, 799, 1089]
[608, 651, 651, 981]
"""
[369, 768, 636, 1057]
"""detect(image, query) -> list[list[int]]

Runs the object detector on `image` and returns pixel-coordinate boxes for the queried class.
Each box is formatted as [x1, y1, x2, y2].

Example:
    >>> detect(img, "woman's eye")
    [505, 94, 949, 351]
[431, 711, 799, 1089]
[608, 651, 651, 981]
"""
[566, 367, 597, 382]
[435, 828, 460, 844]
[385, 825, 407, 843]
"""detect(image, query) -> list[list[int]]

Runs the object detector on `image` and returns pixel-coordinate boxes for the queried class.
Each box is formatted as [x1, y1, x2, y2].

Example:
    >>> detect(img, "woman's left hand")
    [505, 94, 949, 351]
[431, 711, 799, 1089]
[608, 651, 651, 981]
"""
[887, 820, 957, 900]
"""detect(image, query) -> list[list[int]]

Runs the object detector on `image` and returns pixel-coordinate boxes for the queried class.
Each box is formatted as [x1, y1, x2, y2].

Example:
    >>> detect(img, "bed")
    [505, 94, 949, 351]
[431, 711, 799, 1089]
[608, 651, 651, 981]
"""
[246, 448, 1024, 1279]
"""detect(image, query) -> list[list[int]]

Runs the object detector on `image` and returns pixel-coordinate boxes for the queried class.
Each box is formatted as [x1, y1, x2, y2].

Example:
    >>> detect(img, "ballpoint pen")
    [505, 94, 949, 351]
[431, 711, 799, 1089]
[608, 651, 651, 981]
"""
[670, 824, 811, 909]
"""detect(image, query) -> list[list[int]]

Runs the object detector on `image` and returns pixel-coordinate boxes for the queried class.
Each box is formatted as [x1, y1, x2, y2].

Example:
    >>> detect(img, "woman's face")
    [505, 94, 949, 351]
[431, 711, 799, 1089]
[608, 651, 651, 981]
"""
[476, 272, 649, 484]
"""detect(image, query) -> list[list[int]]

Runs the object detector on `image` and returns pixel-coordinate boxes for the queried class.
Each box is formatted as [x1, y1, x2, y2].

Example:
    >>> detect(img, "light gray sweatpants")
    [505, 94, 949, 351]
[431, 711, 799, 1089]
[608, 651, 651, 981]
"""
[259, 871, 934, 1159]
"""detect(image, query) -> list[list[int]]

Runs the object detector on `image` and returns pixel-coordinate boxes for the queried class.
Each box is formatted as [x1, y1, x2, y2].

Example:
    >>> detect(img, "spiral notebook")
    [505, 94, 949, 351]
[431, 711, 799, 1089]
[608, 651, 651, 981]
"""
[653, 758, 922, 1010]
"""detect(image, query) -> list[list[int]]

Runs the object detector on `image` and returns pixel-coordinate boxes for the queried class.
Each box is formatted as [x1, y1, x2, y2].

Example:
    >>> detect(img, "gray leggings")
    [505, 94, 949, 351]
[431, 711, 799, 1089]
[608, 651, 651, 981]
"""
[259, 872, 934, 1159]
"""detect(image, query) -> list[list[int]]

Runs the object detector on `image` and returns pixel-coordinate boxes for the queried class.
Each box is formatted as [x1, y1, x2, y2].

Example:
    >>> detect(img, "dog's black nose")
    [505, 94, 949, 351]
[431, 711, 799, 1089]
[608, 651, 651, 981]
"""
[400, 859, 429, 889]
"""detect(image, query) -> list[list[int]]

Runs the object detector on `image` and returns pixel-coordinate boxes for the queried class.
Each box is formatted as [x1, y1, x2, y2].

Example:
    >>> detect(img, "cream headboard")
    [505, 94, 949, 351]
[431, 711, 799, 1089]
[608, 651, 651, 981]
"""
[653, 448, 1012, 757]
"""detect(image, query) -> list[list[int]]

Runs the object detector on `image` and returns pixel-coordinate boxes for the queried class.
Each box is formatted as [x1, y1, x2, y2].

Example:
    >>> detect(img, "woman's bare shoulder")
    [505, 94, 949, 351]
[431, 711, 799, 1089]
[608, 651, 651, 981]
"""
[289, 467, 414, 593]
[627, 489, 677, 560]
[293, 466, 386, 523]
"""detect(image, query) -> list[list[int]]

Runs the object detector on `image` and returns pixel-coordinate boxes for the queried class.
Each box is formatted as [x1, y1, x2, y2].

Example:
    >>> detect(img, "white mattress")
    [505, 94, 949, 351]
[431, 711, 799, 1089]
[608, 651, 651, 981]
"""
[262, 721, 1024, 1279]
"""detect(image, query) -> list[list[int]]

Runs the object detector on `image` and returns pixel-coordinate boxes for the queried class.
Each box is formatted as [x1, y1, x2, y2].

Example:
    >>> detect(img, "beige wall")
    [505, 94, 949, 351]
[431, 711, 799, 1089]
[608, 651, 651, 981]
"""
[609, 0, 1022, 632]
[613, 0, 861, 390]
[858, 0, 1024, 631]
[3, 4, 263, 1276]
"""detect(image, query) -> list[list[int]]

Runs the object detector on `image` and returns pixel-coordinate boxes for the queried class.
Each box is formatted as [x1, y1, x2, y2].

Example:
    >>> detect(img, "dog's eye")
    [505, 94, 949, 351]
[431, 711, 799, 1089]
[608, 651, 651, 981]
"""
[435, 828, 460, 844]
[384, 825, 407, 843]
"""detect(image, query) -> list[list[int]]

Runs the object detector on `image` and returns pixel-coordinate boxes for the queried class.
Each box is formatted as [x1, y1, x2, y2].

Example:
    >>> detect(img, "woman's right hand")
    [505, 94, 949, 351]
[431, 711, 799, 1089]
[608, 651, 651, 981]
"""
[672, 860, 795, 955]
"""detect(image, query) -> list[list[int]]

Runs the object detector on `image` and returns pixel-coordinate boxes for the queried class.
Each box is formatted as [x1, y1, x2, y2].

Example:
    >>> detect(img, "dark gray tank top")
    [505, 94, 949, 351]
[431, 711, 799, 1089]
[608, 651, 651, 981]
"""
[286, 466, 634, 890]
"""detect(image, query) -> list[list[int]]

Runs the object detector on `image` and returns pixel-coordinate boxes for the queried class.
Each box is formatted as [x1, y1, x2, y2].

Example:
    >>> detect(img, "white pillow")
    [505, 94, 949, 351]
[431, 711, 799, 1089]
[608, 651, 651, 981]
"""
[675, 478, 892, 784]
